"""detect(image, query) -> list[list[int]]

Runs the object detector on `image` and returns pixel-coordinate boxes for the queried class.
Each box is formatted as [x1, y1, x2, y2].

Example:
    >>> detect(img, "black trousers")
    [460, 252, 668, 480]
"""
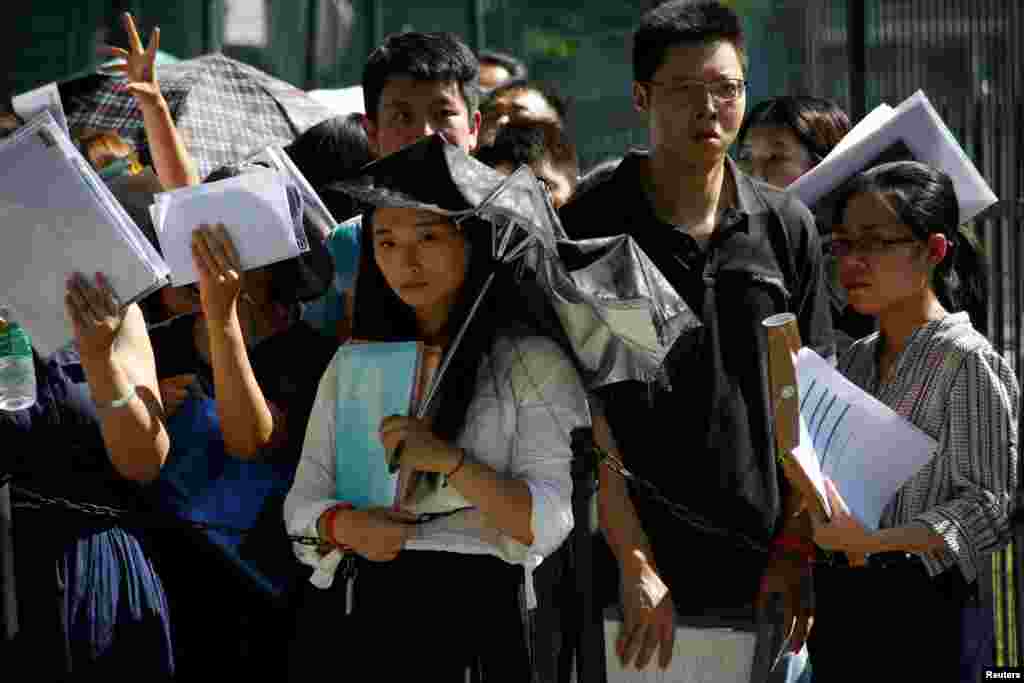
[288, 550, 530, 682]
[809, 555, 970, 681]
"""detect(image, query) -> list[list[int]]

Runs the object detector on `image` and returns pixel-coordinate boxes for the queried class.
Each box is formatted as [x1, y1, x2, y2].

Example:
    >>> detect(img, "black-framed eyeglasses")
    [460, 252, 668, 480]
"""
[644, 78, 746, 103]
[830, 235, 921, 258]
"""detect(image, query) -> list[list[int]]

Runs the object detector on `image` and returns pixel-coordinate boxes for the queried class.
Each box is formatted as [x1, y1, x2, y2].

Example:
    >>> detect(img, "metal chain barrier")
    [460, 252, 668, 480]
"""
[7, 481, 324, 547]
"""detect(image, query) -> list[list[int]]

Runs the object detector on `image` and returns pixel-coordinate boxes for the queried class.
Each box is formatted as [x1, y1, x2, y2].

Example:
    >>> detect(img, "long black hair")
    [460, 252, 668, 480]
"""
[351, 209, 557, 443]
[834, 160, 989, 335]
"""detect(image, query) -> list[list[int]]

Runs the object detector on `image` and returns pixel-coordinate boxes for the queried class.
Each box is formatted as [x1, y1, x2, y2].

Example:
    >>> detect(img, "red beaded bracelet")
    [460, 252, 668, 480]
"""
[321, 502, 354, 549]
[770, 534, 817, 563]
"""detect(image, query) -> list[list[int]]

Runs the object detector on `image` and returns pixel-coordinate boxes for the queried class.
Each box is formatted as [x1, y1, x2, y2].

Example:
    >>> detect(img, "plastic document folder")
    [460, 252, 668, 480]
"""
[0, 111, 169, 356]
[251, 145, 338, 240]
[333, 341, 429, 509]
[150, 167, 306, 286]
[789, 90, 998, 224]
[12, 82, 70, 138]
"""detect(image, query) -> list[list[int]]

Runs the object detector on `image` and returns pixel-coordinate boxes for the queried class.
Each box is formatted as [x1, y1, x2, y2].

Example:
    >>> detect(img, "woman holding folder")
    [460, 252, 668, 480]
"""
[284, 135, 588, 680]
[807, 161, 1019, 680]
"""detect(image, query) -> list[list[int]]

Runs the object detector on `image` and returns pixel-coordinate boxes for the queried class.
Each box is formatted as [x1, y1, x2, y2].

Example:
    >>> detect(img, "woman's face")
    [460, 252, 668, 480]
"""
[372, 208, 470, 319]
[741, 125, 815, 188]
[833, 191, 931, 317]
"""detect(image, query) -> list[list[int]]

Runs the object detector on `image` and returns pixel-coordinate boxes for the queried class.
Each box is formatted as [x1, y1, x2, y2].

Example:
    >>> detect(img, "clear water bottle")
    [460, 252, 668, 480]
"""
[0, 307, 35, 412]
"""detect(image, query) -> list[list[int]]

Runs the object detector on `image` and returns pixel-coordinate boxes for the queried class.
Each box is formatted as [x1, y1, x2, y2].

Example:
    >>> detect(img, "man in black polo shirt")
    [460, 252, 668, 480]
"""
[560, 0, 834, 674]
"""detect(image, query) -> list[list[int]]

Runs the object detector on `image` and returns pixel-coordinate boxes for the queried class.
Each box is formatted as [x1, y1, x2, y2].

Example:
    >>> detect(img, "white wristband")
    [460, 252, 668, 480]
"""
[98, 385, 137, 411]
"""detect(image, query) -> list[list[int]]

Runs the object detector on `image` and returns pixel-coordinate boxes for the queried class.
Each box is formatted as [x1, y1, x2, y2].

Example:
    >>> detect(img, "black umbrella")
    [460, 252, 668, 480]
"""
[329, 134, 701, 406]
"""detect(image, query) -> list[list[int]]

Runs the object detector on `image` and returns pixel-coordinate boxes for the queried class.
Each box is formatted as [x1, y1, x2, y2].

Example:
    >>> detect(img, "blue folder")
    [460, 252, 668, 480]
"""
[334, 341, 422, 508]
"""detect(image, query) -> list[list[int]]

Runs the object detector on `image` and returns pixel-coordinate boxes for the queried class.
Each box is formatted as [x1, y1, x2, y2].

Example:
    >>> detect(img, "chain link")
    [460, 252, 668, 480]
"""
[593, 448, 770, 556]
[8, 482, 325, 547]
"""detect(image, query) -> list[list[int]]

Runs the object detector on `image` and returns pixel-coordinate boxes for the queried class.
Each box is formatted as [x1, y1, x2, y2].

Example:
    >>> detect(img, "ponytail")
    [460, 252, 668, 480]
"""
[935, 224, 988, 337]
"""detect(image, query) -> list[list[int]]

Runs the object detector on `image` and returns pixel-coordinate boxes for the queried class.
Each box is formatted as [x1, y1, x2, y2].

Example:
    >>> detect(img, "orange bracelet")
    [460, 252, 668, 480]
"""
[321, 502, 354, 549]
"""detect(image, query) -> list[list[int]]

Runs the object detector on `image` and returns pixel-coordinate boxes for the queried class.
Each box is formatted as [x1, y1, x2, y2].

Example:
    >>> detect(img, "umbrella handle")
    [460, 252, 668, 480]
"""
[416, 272, 497, 419]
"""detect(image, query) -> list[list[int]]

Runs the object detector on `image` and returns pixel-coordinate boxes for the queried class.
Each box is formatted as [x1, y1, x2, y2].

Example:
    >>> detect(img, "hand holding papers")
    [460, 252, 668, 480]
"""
[0, 111, 169, 356]
[150, 168, 306, 286]
[795, 348, 937, 529]
[764, 315, 938, 529]
[789, 90, 998, 224]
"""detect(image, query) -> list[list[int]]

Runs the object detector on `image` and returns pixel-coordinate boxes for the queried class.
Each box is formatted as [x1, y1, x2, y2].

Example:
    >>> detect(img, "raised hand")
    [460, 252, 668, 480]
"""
[191, 223, 244, 324]
[65, 271, 125, 362]
[100, 12, 161, 103]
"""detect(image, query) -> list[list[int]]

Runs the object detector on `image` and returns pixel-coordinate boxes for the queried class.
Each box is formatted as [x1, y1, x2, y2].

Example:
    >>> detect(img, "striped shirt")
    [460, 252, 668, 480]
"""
[839, 312, 1020, 583]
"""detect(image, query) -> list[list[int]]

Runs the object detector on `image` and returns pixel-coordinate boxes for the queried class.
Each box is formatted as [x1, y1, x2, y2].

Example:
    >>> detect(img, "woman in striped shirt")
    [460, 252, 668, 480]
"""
[806, 161, 1019, 680]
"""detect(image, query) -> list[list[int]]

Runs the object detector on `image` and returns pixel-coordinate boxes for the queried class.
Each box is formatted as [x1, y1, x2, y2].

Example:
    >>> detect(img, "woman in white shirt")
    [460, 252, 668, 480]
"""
[284, 135, 588, 680]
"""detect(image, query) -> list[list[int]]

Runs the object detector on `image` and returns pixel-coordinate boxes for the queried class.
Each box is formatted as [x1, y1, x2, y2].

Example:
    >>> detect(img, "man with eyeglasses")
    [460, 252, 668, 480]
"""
[560, 1, 834, 678]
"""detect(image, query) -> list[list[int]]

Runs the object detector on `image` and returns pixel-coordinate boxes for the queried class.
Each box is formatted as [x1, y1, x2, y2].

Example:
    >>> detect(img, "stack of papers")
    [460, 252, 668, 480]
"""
[12, 82, 70, 138]
[793, 348, 938, 529]
[149, 167, 306, 286]
[789, 90, 998, 224]
[0, 111, 169, 356]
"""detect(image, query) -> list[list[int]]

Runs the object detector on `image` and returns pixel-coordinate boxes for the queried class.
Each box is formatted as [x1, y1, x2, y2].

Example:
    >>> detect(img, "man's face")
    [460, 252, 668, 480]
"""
[366, 76, 480, 158]
[633, 41, 746, 166]
[479, 88, 560, 146]
[479, 62, 511, 91]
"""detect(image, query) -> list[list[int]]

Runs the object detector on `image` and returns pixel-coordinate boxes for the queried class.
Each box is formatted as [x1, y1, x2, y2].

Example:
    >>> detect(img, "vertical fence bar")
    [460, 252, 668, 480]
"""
[847, 0, 867, 120]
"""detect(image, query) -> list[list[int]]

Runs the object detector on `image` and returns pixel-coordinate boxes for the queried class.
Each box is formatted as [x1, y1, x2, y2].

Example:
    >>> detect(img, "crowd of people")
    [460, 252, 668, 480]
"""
[0, 1, 1019, 681]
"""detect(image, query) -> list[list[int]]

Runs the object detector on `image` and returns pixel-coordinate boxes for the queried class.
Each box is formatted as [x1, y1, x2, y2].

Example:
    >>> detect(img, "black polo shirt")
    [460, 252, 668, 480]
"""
[560, 152, 834, 611]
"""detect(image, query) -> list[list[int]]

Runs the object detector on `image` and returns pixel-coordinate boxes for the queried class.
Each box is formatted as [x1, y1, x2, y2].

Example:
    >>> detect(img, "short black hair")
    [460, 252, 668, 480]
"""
[362, 32, 480, 122]
[633, 0, 747, 83]
[737, 96, 851, 164]
[476, 118, 578, 191]
[284, 113, 372, 221]
[481, 79, 570, 126]
[477, 49, 528, 82]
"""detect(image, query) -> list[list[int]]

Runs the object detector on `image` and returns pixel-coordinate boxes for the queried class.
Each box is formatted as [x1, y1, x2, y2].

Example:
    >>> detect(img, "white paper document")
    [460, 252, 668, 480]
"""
[150, 168, 305, 286]
[604, 620, 756, 683]
[12, 82, 70, 138]
[789, 90, 998, 224]
[794, 348, 938, 529]
[0, 112, 169, 356]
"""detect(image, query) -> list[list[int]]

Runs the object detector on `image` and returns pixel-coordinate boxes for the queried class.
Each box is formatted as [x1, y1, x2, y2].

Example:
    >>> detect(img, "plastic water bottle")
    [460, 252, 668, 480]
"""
[0, 307, 35, 412]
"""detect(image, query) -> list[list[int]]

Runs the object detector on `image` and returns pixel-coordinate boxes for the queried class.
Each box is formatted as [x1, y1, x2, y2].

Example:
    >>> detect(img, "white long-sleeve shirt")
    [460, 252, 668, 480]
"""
[284, 333, 590, 603]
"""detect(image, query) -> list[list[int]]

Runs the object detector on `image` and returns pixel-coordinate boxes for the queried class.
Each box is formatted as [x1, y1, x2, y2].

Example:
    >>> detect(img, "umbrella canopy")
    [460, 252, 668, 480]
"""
[537, 236, 702, 389]
[329, 134, 700, 398]
[59, 53, 334, 179]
